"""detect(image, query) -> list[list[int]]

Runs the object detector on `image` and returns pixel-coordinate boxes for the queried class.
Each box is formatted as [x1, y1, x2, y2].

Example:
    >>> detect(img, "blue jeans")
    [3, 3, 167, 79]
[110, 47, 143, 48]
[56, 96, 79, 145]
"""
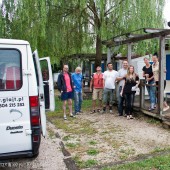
[74, 91, 83, 114]
[118, 86, 125, 115]
[124, 93, 135, 115]
[146, 80, 156, 108]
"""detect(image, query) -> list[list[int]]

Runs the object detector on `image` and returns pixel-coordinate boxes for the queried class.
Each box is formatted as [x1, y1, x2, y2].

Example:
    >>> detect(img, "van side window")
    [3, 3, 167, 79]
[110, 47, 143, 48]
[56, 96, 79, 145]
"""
[0, 49, 22, 91]
[33, 54, 39, 86]
[40, 60, 49, 81]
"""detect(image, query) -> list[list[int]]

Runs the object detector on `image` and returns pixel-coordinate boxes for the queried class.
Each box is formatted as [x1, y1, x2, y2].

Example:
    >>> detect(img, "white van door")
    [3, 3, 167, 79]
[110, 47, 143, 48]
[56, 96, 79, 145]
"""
[0, 47, 32, 154]
[33, 50, 46, 137]
[40, 57, 55, 111]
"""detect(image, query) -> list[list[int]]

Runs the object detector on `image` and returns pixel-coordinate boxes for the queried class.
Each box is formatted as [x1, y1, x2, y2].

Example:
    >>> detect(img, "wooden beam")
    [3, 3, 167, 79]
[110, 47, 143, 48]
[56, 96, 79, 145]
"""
[102, 29, 170, 47]
[143, 28, 168, 33]
[158, 36, 166, 115]
[126, 34, 143, 38]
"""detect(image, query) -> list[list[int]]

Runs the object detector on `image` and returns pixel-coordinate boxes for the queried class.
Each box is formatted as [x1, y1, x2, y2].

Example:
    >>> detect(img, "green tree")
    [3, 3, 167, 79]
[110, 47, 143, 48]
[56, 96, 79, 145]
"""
[0, 0, 165, 66]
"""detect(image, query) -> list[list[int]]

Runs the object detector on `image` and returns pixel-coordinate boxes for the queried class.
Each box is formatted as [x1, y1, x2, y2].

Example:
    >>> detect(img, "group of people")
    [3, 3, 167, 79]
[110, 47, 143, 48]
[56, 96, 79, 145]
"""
[57, 65, 83, 120]
[143, 54, 169, 111]
[90, 61, 139, 119]
[57, 53, 169, 120]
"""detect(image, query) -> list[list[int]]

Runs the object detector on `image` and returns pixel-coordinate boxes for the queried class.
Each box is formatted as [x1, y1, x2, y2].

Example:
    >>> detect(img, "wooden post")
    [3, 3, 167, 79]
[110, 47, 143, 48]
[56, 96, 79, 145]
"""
[158, 36, 165, 116]
[128, 43, 132, 64]
[140, 79, 145, 109]
[107, 48, 111, 63]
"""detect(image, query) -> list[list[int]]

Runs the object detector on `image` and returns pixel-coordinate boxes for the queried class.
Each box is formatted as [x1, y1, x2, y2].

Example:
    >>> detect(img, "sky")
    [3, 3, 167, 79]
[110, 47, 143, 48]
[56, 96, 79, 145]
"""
[164, 0, 170, 25]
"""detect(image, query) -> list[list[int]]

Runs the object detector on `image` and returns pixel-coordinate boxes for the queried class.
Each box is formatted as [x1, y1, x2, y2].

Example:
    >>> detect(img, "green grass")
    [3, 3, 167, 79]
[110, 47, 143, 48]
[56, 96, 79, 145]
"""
[87, 148, 99, 156]
[54, 96, 92, 112]
[73, 155, 98, 168]
[47, 128, 55, 139]
[65, 142, 80, 148]
[101, 153, 170, 170]
[81, 99, 92, 110]
[119, 148, 136, 160]
[63, 135, 72, 141]
[47, 98, 97, 135]
[146, 118, 161, 125]
[89, 140, 97, 145]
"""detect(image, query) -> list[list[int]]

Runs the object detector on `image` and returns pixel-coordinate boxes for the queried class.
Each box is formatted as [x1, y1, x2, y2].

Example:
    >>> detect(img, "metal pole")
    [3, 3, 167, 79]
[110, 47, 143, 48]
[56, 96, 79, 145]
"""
[128, 43, 132, 64]
[159, 36, 165, 116]
[107, 47, 111, 63]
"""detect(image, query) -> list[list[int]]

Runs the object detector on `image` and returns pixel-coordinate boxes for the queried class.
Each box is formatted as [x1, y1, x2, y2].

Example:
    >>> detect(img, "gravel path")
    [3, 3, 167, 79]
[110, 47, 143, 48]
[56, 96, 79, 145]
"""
[55, 109, 170, 167]
[1, 110, 170, 170]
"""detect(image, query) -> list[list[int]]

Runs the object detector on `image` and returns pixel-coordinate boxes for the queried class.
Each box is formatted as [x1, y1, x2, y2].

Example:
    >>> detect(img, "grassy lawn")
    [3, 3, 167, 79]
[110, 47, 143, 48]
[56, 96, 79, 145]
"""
[102, 153, 170, 170]
[47, 96, 170, 169]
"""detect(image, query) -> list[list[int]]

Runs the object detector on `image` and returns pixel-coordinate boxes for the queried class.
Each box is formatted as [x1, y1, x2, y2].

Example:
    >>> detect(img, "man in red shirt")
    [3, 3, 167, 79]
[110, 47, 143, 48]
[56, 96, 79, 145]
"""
[90, 66, 103, 113]
[57, 64, 75, 120]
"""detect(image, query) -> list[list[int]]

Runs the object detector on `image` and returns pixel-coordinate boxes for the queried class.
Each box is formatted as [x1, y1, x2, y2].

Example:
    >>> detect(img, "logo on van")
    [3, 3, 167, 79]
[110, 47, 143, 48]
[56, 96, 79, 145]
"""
[6, 125, 23, 130]
[10, 109, 23, 122]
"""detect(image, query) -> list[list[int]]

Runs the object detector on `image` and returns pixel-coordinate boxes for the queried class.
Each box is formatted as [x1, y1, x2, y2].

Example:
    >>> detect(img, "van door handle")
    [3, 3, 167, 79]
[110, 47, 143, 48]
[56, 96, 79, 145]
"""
[25, 129, 32, 135]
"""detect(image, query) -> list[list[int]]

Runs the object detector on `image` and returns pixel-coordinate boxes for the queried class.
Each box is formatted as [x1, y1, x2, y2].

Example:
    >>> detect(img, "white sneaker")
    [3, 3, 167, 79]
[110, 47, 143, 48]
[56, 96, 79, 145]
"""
[64, 116, 67, 120]
[127, 115, 130, 120]
[109, 110, 113, 114]
[129, 115, 134, 119]
[100, 110, 106, 114]
[163, 106, 170, 112]
[70, 114, 75, 118]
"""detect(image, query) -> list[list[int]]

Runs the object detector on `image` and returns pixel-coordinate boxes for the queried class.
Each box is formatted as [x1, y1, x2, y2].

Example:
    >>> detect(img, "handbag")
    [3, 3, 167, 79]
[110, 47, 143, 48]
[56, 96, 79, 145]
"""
[131, 85, 140, 92]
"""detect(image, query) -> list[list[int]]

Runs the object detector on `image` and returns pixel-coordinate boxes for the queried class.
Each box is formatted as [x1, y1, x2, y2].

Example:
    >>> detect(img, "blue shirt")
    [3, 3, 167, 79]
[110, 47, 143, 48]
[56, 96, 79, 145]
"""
[72, 73, 83, 92]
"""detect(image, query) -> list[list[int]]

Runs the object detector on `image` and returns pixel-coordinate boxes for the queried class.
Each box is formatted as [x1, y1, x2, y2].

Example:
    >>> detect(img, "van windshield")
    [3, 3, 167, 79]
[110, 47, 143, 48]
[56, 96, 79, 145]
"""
[0, 49, 22, 91]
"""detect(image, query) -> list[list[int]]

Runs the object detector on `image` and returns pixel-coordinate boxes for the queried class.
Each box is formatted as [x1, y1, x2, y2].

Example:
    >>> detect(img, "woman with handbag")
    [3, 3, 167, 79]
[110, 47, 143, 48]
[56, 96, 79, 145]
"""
[120, 65, 140, 120]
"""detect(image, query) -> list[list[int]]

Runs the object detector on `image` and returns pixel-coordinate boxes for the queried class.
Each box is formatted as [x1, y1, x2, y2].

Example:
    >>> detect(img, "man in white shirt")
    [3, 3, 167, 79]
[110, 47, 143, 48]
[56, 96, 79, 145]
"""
[102, 62, 119, 113]
[117, 60, 128, 116]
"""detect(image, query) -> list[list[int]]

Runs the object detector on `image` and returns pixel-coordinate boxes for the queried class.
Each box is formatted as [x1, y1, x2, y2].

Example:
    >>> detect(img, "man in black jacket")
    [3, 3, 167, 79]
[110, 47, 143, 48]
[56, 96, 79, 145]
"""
[57, 64, 75, 120]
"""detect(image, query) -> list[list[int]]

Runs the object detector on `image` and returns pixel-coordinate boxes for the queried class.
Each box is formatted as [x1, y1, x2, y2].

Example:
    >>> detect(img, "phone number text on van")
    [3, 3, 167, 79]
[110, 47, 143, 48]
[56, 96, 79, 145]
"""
[0, 103, 25, 108]
[0, 97, 25, 108]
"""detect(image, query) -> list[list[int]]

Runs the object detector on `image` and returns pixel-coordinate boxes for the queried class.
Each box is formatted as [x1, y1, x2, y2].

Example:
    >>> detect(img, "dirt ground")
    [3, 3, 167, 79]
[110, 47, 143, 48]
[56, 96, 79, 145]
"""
[51, 108, 170, 168]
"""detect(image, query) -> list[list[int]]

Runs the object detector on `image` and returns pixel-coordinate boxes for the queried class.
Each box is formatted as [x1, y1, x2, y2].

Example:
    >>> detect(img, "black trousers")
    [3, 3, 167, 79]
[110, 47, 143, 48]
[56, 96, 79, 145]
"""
[124, 93, 135, 115]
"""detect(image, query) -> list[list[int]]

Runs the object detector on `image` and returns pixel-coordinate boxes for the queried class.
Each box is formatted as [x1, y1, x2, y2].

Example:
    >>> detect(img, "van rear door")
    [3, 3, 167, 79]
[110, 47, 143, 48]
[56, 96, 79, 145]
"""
[33, 50, 46, 137]
[0, 46, 32, 154]
[40, 57, 55, 111]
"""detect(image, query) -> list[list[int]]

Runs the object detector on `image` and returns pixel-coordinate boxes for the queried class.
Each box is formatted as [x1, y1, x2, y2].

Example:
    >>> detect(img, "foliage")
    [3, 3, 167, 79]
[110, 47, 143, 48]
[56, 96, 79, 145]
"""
[0, 0, 165, 66]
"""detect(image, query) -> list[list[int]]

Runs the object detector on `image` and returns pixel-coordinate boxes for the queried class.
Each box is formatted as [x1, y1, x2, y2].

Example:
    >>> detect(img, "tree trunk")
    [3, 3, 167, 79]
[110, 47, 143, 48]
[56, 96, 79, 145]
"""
[95, 34, 102, 68]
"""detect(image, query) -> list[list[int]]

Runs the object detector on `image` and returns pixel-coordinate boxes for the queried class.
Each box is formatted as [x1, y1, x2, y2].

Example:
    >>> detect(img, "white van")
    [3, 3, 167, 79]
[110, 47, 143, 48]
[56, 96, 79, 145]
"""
[0, 39, 55, 159]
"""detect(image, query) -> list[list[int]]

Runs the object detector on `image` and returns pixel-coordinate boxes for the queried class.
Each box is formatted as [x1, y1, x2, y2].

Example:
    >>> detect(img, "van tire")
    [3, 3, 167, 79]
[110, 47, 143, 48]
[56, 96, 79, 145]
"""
[32, 134, 41, 158]
[32, 151, 39, 158]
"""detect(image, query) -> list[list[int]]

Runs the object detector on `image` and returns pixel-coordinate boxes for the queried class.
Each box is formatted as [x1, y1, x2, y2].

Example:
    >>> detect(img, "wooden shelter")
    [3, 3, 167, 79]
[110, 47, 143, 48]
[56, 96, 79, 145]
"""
[102, 28, 170, 124]
[64, 53, 107, 75]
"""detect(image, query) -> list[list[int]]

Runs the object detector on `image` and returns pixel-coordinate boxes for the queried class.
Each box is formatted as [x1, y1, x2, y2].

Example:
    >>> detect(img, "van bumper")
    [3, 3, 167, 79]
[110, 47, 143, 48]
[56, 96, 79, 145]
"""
[0, 151, 33, 160]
